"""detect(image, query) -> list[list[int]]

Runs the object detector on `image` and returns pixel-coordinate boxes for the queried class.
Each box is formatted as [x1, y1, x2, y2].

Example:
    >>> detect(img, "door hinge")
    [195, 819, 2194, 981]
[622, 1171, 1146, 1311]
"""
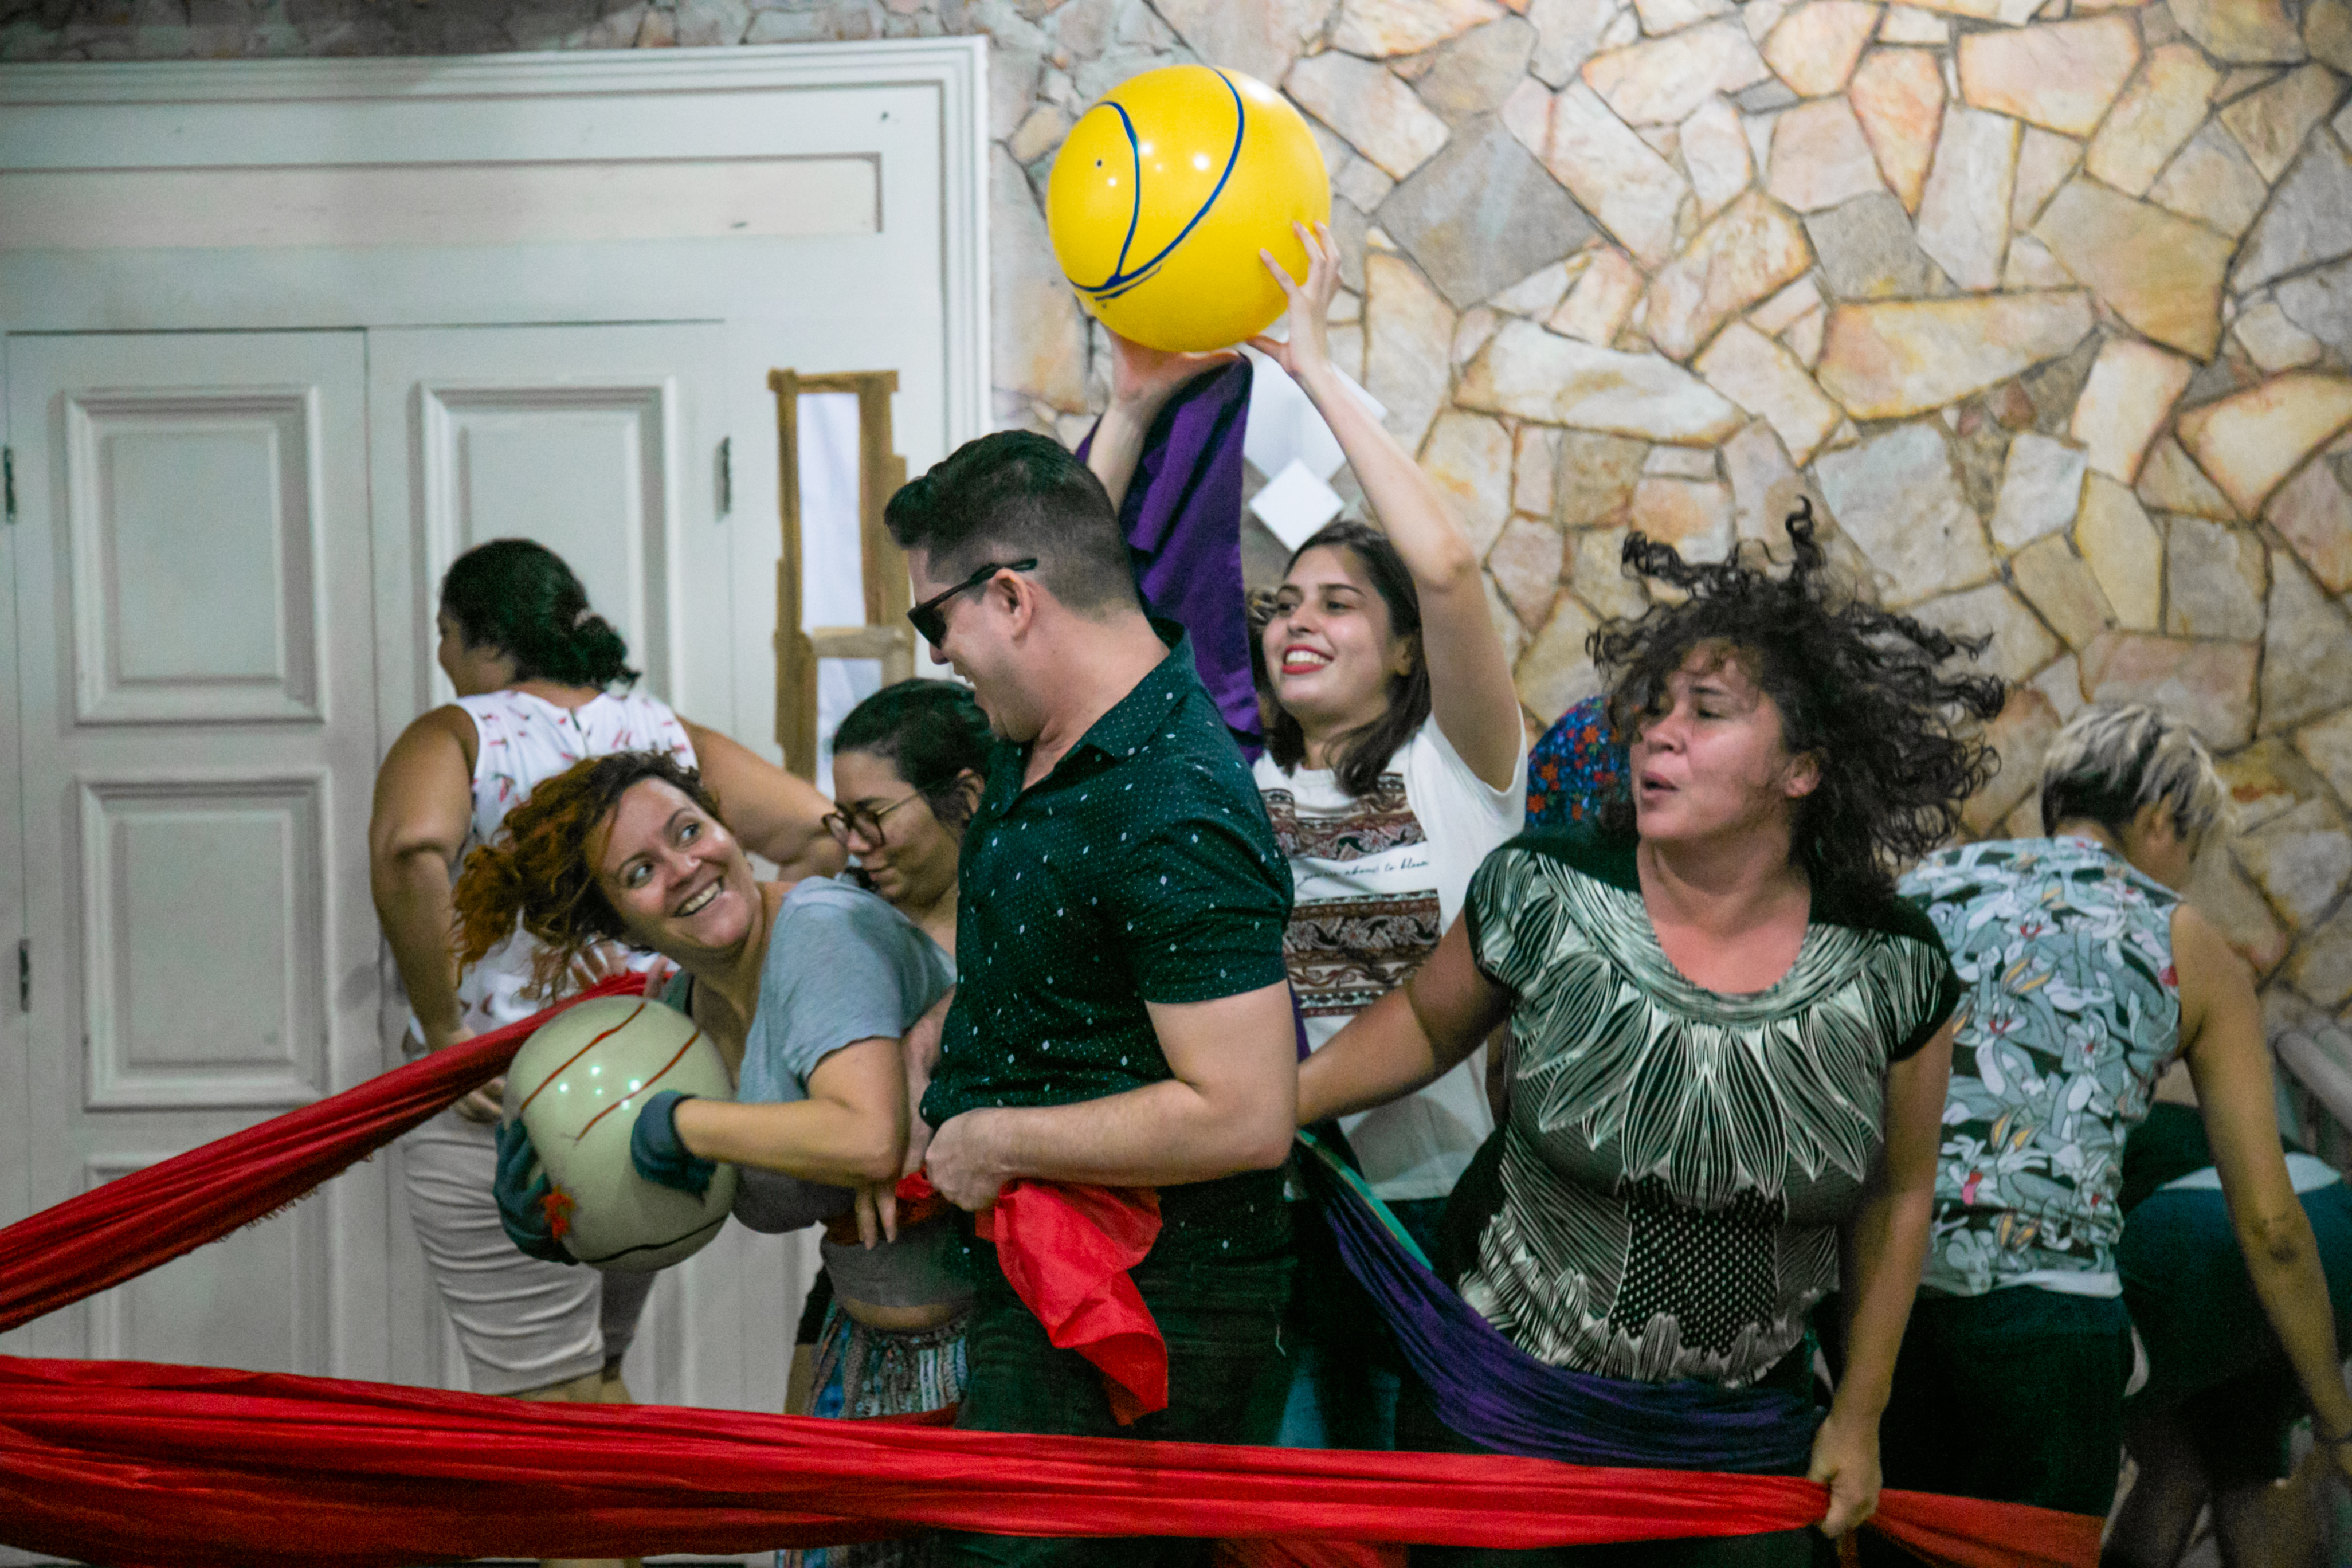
[15, 941, 26, 1013]
[718, 436, 733, 518]
[3, 448, 15, 524]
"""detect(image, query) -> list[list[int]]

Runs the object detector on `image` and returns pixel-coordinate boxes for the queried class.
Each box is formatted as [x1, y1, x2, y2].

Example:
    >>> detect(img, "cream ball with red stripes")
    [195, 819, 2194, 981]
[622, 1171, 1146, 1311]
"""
[504, 995, 738, 1271]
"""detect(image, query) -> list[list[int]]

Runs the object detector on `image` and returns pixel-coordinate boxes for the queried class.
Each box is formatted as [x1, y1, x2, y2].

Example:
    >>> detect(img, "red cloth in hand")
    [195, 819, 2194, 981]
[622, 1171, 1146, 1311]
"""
[962, 1179, 1168, 1424]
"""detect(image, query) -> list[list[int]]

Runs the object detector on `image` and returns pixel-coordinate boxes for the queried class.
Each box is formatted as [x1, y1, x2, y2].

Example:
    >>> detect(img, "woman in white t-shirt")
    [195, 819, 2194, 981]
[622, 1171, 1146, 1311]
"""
[1090, 223, 1525, 1447]
[368, 540, 838, 1568]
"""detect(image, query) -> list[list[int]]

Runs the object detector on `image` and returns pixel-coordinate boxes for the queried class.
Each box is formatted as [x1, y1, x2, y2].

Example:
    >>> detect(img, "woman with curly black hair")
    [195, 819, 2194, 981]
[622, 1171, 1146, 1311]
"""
[1299, 508, 2002, 1563]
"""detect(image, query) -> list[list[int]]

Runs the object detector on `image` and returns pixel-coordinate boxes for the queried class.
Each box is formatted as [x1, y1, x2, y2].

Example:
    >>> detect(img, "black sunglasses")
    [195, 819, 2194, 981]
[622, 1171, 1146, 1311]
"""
[907, 558, 1037, 646]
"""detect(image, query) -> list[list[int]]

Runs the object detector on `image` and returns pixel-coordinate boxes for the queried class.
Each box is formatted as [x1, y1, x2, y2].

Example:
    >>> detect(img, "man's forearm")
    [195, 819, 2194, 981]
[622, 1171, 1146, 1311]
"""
[374, 850, 465, 1043]
[962, 1077, 1292, 1191]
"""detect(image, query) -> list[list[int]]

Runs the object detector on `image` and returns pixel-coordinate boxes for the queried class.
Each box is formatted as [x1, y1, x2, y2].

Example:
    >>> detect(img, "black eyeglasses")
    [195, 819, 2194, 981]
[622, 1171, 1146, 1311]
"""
[821, 792, 922, 846]
[907, 559, 1037, 647]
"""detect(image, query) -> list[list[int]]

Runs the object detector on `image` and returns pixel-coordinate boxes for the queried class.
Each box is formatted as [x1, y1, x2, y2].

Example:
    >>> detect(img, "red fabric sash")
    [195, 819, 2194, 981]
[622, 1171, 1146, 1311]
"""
[0, 977, 2100, 1566]
[970, 1177, 1169, 1424]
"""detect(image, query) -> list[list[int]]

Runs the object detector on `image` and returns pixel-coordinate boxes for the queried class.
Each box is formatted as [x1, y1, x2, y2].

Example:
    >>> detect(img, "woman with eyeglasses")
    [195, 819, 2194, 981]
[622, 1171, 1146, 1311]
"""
[467, 679, 990, 1568]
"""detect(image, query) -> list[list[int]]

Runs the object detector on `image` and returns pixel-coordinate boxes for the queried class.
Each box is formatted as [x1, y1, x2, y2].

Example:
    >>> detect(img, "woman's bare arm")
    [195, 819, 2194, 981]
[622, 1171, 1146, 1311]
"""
[1298, 915, 1511, 1126]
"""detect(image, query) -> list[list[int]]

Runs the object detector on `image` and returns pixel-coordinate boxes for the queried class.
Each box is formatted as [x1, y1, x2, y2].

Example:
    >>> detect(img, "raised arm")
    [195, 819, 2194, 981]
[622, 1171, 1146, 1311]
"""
[1298, 913, 1510, 1126]
[680, 718, 845, 880]
[1083, 335, 1241, 514]
[2175, 905, 2352, 1461]
[1814, 1017, 1954, 1538]
[367, 707, 479, 1054]
[1249, 223, 1523, 790]
[920, 979, 1297, 1206]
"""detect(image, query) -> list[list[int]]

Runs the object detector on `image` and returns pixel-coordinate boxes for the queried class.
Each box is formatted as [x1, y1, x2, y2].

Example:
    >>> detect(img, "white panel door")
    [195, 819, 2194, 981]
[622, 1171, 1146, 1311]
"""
[1, 331, 386, 1378]
[367, 323, 809, 1414]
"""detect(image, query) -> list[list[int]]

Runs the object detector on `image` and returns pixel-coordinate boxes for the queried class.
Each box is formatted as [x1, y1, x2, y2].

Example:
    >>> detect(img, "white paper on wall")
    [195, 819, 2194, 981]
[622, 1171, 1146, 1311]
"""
[1249, 457, 1347, 551]
[1239, 346, 1387, 485]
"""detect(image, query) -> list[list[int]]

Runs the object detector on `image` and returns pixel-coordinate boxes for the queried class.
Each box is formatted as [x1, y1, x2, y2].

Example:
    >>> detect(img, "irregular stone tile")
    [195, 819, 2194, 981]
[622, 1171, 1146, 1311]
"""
[1849, 48, 1947, 214]
[1694, 322, 1843, 462]
[2080, 632, 2261, 748]
[1493, 259, 1577, 317]
[1514, 424, 1562, 518]
[1880, 0, 2041, 22]
[1645, 444, 1719, 477]
[2294, 704, 2352, 806]
[2264, 548, 2352, 731]
[2137, 434, 2239, 518]
[1557, 429, 1652, 524]
[1805, 191, 1946, 298]
[2011, 532, 2118, 648]
[1547, 244, 1650, 342]
[1746, 0, 1793, 42]
[2033, 179, 2231, 358]
[1422, 410, 1518, 556]
[1991, 430, 2089, 548]
[2224, 738, 2334, 831]
[1379, 114, 1600, 310]
[1914, 582, 2063, 684]
[1962, 687, 2066, 837]
[1633, 0, 1734, 32]
[2236, 298, 2327, 370]
[1459, 317, 1749, 441]
[1338, 157, 1400, 214]
[1454, 306, 1503, 366]
[1636, 123, 1685, 159]
[1502, 77, 1693, 266]
[1915, 105, 2020, 290]
[1527, 0, 1626, 88]
[1958, 16, 2141, 138]
[1741, 82, 1804, 117]
[1333, 0, 1510, 58]
[1565, 524, 1652, 617]
[1515, 592, 1605, 718]
[1584, 21, 1774, 127]
[1480, 569, 1532, 670]
[2170, 0, 2308, 65]
[2315, 0, 2352, 75]
[1750, 274, 1824, 335]
[1681, 96, 1754, 218]
[1763, 2, 1880, 98]
[1766, 96, 1890, 210]
[2217, 66, 2288, 103]
[2185, 848, 2292, 975]
[2267, 453, 2352, 591]
[2219, 61, 2345, 182]
[2165, 515, 2269, 640]
[1875, 5, 1945, 42]
[2148, 122, 2273, 239]
[2084, 43, 2222, 197]
[2069, 338, 2194, 484]
[2175, 371, 2352, 515]
[1488, 512, 1570, 628]
[1418, 15, 1542, 124]
[1630, 477, 1737, 560]
[1643, 192, 1816, 360]
[1328, 321, 1369, 381]
[1723, 419, 1807, 539]
[2231, 131, 2352, 294]
[990, 147, 1090, 411]
[2021, 332, 2102, 435]
[2011, 126, 2082, 229]
[2075, 473, 2163, 630]
[1785, 304, 1827, 365]
[2285, 906, 2352, 1010]
[2032, 650, 2086, 718]
[1152, 0, 1334, 84]
[2002, 234, 2076, 288]
[1364, 252, 1458, 451]
[2277, 256, 2352, 362]
[1288, 50, 1453, 180]
[1813, 422, 1997, 603]
[1814, 292, 2095, 418]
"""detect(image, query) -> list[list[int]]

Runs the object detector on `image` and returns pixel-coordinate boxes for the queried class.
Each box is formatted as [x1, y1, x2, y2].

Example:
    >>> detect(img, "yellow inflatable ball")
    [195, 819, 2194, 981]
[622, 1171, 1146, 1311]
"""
[504, 995, 737, 1272]
[1048, 64, 1331, 353]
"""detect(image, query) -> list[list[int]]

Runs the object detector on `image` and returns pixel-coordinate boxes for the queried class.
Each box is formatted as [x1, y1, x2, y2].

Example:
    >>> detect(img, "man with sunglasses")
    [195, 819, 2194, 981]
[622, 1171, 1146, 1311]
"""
[884, 429, 1300, 1567]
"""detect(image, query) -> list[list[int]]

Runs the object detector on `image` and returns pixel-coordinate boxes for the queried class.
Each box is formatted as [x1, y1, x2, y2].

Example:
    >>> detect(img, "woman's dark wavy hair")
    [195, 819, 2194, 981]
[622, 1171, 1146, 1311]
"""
[452, 750, 716, 993]
[1590, 502, 2007, 899]
[1257, 520, 1433, 798]
[832, 679, 993, 832]
[441, 538, 639, 690]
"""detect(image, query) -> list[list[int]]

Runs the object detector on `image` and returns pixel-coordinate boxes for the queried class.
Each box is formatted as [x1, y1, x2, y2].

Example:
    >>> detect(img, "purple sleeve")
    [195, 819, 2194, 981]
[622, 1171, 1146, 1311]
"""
[1076, 358, 1263, 756]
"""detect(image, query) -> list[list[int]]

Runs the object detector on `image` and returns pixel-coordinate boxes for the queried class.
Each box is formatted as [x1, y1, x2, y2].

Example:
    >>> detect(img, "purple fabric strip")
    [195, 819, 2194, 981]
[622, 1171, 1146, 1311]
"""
[1297, 1142, 1821, 1475]
[1075, 359, 1263, 756]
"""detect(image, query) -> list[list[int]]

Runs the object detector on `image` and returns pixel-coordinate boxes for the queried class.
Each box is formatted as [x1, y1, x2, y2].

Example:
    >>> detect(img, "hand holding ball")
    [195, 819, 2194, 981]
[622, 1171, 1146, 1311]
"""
[1048, 65, 1330, 353]
[497, 996, 737, 1272]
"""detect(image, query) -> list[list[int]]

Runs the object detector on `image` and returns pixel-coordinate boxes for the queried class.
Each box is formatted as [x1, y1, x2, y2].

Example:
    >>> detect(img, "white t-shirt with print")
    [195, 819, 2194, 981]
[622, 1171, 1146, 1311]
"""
[1254, 714, 1526, 1201]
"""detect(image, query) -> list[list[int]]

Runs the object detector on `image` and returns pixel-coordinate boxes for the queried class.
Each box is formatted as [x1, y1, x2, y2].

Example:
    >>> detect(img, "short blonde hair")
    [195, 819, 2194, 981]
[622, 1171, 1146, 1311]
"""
[2038, 704, 2231, 851]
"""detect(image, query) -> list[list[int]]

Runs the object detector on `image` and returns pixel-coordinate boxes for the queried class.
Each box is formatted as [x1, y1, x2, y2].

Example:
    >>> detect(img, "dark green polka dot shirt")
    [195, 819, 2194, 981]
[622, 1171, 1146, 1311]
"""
[922, 626, 1293, 1257]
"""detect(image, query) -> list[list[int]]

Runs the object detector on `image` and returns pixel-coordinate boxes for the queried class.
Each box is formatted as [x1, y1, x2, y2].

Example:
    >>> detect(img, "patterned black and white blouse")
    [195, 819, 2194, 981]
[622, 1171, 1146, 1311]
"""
[1453, 830, 1961, 1387]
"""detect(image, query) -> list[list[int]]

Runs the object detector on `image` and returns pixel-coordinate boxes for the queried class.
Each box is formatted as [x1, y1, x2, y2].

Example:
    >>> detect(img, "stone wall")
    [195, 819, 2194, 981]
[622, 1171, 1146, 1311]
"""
[10, 0, 2352, 1038]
